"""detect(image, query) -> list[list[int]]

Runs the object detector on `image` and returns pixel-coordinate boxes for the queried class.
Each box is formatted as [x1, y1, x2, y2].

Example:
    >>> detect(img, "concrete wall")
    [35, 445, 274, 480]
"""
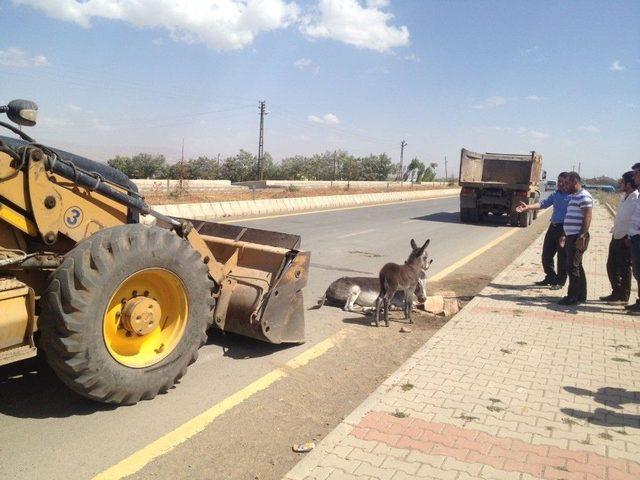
[133, 179, 246, 194]
[235, 180, 450, 189]
[142, 187, 460, 225]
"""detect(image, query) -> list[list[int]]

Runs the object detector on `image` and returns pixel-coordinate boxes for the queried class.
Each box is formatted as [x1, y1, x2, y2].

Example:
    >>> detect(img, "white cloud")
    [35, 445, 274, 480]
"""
[68, 104, 82, 111]
[308, 113, 340, 125]
[302, 0, 410, 53]
[13, 0, 300, 51]
[481, 125, 549, 140]
[610, 60, 626, 72]
[577, 125, 600, 133]
[295, 57, 312, 68]
[294, 57, 320, 73]
[471, 96, 507, 110]
[471, 94, 542, 109]
[0, 47, 48, 67]
[403, 53, 420, 63]
[527, 129, 549, 140]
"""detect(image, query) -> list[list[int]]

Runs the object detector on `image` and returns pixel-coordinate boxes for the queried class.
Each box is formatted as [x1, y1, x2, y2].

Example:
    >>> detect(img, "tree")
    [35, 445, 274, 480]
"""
[186, 156, 220, 179]
[220, 149, 257, 182]
[422, 162, 438, 182]
[107, 153, 166, 178]
[359, 153, 394, 180]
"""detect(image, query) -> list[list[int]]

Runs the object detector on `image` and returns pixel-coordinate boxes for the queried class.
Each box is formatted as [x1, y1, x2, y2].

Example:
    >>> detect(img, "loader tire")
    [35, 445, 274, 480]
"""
[39, 224, 215, 404]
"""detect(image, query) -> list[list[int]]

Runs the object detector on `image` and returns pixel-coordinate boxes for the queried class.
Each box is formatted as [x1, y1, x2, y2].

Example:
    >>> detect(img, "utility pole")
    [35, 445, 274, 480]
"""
[399, 140, 407, 181]
[578, 162, 581, 175]
[444, 156, 448, 183]
[178, 137, 185, 194]
[257, 101, 267, 180]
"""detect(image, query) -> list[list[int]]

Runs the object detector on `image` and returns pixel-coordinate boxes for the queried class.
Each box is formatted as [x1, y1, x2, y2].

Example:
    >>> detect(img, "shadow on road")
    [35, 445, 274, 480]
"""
[411, 211, 508, 227]
[206, 329, 294, 360]
[561, 386, 640, 429]
[0, 354, 115, 419]
[0, 329, 296, 419]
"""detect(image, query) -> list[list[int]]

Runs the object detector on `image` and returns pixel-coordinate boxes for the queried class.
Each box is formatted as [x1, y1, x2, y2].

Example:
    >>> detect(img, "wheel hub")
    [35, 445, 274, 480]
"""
[121, 296, 162, 336]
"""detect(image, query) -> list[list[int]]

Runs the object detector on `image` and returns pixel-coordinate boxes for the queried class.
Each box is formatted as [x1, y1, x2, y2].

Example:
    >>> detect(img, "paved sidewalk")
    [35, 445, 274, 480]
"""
[285, 205, 640, 480]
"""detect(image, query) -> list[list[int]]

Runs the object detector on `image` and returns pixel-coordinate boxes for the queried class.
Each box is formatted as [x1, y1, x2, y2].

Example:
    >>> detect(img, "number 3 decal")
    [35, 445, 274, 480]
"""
[64, 206, 83, 229]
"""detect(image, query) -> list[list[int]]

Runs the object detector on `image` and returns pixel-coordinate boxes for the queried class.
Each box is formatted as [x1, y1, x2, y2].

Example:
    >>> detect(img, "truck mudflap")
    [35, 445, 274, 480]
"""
[186, 220, 310, 344]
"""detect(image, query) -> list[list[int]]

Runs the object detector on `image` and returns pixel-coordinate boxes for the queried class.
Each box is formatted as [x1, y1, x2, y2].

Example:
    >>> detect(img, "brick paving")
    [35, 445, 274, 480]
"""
[284, 205, 640, 480]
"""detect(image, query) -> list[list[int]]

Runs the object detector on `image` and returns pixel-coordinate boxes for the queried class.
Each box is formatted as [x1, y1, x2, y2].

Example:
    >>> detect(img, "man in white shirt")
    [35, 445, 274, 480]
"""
[626, 163, 640, 313]
[600, 171, 638, 304]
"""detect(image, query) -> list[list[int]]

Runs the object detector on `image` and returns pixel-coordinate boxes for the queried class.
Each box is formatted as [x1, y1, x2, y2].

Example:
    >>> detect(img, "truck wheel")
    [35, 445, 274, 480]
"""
[39, 224, 215, 404]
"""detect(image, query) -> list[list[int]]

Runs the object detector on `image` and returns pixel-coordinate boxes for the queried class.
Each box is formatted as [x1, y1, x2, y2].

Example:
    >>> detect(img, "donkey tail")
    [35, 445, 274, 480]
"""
[311, 292, 327, 310]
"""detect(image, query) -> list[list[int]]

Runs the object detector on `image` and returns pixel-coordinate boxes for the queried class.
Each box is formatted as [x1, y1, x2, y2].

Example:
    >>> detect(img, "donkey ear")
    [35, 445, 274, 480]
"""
[410, 239, 418, 250]
[422, 239, 430, 249]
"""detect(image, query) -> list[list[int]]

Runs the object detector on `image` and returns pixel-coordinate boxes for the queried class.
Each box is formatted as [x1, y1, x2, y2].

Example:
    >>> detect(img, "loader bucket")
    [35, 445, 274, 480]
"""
[187, 220, 310, 344]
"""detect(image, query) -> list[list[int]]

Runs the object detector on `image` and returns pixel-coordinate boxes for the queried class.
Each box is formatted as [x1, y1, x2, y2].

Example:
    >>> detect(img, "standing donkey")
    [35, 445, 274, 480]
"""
[375, 239, 431, 327]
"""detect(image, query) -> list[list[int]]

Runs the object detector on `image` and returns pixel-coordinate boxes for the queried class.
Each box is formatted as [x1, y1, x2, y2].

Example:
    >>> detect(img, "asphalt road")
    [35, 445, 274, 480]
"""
[0, 195, 529, 480]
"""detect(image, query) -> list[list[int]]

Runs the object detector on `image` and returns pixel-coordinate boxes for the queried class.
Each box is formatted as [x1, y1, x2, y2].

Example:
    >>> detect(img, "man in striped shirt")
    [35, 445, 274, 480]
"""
[560, 172, 593, 306]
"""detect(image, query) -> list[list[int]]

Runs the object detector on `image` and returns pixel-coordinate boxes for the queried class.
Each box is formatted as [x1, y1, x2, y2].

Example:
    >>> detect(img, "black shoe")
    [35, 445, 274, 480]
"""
[550, 284, 563, 291]
[558, 296, 580, 306]
[626, 302, 640, 312]
[600, 294, 618, 302]
[624, 300, 640, 310]
[535, 278, 555, 286]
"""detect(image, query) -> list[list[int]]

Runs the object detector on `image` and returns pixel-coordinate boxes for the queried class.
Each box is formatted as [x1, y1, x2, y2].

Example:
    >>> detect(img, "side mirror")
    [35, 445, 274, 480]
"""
[6, 99, 38, 126]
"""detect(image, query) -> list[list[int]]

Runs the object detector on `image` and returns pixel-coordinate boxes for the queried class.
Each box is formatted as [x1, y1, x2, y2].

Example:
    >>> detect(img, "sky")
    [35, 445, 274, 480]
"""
[0, 0, 638, 179]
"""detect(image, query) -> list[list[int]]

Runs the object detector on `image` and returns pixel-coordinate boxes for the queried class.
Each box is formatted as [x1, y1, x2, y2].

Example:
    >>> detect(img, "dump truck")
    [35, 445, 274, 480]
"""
[0, 99, 309, 404]
[458, 148, 543, 227]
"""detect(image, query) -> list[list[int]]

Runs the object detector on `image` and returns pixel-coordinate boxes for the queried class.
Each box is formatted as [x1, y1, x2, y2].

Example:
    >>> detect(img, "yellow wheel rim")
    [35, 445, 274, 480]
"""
[103, 268, 189, 368]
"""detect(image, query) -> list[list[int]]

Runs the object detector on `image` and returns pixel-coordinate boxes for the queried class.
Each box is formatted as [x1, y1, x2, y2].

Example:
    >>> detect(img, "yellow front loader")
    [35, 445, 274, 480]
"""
[0, 99, 310, 404]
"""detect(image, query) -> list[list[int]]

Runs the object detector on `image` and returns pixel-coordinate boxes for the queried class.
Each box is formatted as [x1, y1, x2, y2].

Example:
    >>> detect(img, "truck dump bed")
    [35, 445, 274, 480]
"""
[459, 149, 543, 190]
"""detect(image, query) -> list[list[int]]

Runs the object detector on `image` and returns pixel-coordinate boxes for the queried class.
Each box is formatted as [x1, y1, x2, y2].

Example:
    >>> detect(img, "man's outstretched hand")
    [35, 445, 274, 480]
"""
[515, 201, 528, 213]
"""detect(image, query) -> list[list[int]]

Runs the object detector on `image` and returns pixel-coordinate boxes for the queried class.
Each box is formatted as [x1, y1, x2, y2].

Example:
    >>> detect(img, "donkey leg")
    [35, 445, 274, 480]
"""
[384, 289, 395, 327]
[374, 296, 382, 327]
[344, 285, 361, 312]
[406, 291, 415, 324]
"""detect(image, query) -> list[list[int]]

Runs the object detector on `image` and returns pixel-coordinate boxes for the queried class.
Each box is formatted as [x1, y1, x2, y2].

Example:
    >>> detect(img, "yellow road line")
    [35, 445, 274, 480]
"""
[429, 208, 551, 282]
[93, 329, 348, 480]
[218, 194, 459, 223]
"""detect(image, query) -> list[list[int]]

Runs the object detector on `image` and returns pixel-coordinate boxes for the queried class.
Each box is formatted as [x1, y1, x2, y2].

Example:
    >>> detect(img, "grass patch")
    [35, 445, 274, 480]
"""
[611, 357, 631, 363]
[545, 426, 554, 431]
[615, 430, 628, 435]
[562, 417, 579, 426]
[598, 432, 613, 441]
[513, 309, 524, 317]
[458, 414, 479, 423]
[487, 405, 504, 413]
[400, 382, 414, 391]
[391, 409, 409, 418]
[515, 341, 528, 346]
[500, 348, 513, 354]
[488, 398, 502, 404]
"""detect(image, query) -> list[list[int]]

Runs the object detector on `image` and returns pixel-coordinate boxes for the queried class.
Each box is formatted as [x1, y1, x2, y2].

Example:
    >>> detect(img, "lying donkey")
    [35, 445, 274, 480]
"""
[375, 238, 430, 327]
[316, 257, 433, 312]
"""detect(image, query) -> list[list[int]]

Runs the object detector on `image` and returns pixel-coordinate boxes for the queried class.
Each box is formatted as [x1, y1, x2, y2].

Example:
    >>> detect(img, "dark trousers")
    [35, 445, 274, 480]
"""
[565, 233, 590, 300]
[606, 238, 631, 301]
[542, 223, 566, 285]
[630, 235, 640, 299]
